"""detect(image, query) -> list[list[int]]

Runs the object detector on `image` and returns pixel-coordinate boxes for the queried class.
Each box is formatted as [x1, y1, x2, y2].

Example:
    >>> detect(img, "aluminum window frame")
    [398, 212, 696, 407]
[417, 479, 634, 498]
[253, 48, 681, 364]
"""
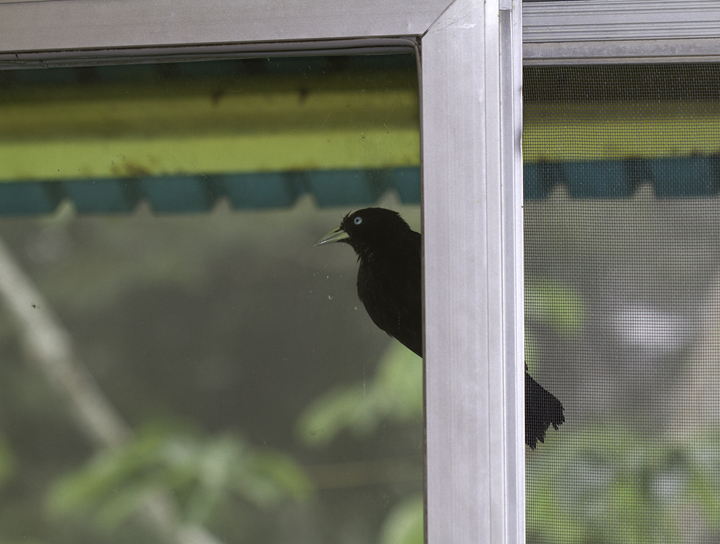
[3, 1, 720, 543]
[524, 0, 720, 64]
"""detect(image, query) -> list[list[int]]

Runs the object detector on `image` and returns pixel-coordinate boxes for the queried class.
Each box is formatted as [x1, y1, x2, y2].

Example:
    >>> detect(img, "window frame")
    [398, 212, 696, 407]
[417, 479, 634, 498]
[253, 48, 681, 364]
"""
[3, 1, 720, 543]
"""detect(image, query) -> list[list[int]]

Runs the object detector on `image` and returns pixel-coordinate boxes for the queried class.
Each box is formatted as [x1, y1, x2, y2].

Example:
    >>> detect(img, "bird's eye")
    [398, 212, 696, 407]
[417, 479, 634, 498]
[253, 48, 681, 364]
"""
[353, 216, 362, 225]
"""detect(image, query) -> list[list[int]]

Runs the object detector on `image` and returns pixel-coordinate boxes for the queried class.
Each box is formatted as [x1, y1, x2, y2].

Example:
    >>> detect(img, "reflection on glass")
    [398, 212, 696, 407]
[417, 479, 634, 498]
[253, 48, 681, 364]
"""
[524, 64, 720, 543]
[0, 55, 421, 543]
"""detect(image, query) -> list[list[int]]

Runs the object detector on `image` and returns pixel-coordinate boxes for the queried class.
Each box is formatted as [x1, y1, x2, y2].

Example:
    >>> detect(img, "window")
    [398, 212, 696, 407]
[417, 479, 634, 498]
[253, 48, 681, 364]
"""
[524, 3, 720, 543]
[0, 50, 425, 543]
[524, 61, 720, 544]
[6, 1, 718, 543]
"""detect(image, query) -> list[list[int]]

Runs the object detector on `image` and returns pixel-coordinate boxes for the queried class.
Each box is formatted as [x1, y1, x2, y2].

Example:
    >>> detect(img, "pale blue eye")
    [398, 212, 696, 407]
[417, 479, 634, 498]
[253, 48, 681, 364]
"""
[354, 216, 362, 225]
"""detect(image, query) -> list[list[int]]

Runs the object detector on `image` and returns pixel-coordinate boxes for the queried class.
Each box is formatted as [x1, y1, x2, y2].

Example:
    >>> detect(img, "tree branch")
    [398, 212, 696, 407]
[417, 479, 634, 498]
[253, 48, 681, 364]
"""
[0, 235, 224, 544]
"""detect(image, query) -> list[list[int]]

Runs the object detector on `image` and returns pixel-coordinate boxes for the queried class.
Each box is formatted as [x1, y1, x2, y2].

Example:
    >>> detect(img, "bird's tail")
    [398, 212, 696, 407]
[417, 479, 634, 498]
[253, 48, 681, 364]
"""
[525, 371, 565, 449]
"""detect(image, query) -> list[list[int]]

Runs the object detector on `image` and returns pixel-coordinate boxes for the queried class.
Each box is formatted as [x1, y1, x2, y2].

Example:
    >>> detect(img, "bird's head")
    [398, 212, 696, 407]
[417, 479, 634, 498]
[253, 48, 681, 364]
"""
[313, 208, 410, 255]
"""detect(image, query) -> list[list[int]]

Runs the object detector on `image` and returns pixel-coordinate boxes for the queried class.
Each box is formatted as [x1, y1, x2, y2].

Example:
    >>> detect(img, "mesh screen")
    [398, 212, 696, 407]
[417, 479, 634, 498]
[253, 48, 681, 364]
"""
[524, 64, 720, 543]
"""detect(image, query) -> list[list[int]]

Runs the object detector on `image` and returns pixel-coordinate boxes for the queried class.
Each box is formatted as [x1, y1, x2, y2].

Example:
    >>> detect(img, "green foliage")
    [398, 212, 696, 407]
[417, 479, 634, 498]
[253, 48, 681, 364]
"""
[0, 435, 20, 543]
[525, 279, 585, 373]
[48, 423, 313, 529]
[378, 494, 424, 544]
[296, 342, 424, 543]
[526, 279, 586, 336]
[527, 422, 720, 544]
[297, 342, 422, 446]
[0, 435, 16, 489]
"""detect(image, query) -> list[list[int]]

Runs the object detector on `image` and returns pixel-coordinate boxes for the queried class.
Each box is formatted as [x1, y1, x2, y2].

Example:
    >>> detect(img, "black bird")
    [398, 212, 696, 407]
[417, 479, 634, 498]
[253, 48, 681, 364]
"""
[315, 207, 564, 449]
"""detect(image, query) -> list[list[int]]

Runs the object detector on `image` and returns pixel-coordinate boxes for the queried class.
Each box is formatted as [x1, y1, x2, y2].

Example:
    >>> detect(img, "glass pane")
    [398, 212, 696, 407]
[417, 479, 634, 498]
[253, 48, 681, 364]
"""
[0, 55, 422, 544]
[524, 64, 720, 543]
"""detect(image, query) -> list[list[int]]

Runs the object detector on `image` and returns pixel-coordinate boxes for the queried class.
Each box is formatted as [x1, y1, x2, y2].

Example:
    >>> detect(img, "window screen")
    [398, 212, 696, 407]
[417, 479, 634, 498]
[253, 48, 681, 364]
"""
[0, 55, 422, 544]
[524, 64, 720, 543]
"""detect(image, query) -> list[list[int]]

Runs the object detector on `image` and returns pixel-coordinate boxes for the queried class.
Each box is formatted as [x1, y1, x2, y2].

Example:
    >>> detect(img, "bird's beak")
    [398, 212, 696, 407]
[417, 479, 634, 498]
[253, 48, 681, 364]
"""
[313, 226, 349, 247]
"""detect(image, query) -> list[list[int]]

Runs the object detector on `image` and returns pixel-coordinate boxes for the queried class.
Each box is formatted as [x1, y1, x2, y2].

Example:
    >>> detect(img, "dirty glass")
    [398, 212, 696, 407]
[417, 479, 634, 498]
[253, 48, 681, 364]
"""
[524, 64, 720, 543]
[0, 55, 422, 544]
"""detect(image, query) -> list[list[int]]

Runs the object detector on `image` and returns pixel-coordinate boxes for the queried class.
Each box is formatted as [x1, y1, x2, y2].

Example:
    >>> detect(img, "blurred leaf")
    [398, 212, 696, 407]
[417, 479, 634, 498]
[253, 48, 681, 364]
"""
[379, 494, 424, 544]
[48, 422, 313, 529]
[525, 335, 539, 371]
[527, 421, 720, 544]
[297, 342, 422, 447]
[526, 279, 586, 337]
[235, 449, 314, 508]
[526, 279, 586, 374]
[0, 435, 16, 488]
